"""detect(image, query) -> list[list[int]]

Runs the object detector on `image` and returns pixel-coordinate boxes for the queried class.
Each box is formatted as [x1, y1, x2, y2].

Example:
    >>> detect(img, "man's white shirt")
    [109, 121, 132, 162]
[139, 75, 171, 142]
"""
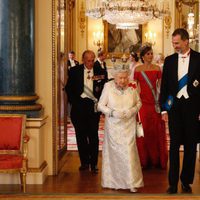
[177, 49, 190, 99]
[81, 67, 94, 99]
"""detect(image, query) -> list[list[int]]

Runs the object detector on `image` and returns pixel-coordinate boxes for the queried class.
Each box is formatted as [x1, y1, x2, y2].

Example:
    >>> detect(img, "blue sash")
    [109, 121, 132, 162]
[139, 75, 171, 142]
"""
[178, 74, 188, 91]
[141, 71, 161, 113]
[162, 74, 188, 111]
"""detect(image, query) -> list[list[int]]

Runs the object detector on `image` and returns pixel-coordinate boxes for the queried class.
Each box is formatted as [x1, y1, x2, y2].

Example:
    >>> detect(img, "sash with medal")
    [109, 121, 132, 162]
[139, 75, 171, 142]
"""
[163, 74, 188, 111]
[83, 85, 98, 112]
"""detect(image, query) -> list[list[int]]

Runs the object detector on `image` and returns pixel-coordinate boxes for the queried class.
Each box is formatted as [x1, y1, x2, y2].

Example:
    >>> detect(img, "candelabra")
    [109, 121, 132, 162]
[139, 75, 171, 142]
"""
[93, 30, 104, 49]
[145, 31, 157, 46]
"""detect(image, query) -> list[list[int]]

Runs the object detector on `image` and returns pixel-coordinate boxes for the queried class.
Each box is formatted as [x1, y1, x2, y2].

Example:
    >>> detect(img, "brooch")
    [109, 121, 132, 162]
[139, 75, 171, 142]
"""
[128, 82, 137, 89]
[193, 80, 199, 87]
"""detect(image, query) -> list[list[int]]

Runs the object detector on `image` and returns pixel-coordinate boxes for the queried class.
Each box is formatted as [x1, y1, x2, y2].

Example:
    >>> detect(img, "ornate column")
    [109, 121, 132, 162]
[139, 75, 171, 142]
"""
[0, 0, 42, 117]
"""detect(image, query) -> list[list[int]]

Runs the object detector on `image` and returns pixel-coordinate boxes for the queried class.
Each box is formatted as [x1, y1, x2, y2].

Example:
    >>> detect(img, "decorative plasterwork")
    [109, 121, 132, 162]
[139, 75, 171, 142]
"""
[79, 1, 86, 36]
[164, 15, 172, 38]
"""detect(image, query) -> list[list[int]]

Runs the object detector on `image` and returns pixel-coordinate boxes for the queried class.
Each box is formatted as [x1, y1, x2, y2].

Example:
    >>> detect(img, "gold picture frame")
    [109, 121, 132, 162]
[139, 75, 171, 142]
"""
[103, 21, 142, 58]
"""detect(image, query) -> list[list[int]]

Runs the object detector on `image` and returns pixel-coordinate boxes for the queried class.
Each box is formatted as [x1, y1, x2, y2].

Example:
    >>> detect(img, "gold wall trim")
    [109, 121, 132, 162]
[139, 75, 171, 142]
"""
[79, 1, 86, 36]
[0, 95, 39, 101]
[52, 0, 57, 175]
[26, 123, 46, 129]
[28, 161, 47, 173]
[0, 104, 42, 111]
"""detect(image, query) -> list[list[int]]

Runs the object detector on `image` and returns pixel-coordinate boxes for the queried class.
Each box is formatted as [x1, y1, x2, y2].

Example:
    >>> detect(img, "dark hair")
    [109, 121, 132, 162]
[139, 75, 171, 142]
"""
[69, 50, 75, 54]
[97, 48, 105, 57]
[140, 44, 152, 63]
[172, 28, 189, 40]
[130, 52, 139, 62]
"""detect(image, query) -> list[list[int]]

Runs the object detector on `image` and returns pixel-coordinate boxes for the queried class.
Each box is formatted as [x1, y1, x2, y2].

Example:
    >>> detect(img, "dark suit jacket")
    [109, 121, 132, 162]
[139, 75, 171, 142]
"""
[160, 49, 200, 114]
[65, 64, 107, 105]
[67, 59, 79, 70]
[93, 60, 108, 82]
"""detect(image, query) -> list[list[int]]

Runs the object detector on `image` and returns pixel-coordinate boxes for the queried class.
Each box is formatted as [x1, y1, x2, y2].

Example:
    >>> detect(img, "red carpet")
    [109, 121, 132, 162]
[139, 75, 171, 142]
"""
[67, 116, 105, 151]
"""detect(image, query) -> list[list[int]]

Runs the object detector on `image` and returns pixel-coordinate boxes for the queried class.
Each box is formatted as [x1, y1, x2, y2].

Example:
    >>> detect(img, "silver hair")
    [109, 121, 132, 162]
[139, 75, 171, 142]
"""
[111, 64, 131, 77]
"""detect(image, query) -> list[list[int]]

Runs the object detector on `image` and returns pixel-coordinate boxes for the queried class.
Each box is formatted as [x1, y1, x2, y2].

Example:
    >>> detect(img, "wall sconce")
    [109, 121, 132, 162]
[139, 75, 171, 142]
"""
[145, 31, 156, 46]
[93, 31, 103, 49]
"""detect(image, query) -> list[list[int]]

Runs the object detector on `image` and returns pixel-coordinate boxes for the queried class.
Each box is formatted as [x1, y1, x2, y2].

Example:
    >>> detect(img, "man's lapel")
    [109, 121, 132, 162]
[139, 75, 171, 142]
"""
[93, 66, 97, 93]
[188, 50, 196, 84]
[80, 65, 84, 93]
[172, 53, 179, 89]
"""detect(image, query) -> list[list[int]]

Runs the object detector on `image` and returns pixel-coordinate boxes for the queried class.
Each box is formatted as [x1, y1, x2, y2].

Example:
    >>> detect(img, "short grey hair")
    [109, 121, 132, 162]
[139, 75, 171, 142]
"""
[111, 64, 130, 77]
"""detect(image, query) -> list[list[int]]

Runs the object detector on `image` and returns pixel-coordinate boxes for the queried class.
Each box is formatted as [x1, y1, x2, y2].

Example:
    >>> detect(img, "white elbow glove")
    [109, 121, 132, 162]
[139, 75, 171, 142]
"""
[124, 108, 137, 119]
[111, 110, 125, 119]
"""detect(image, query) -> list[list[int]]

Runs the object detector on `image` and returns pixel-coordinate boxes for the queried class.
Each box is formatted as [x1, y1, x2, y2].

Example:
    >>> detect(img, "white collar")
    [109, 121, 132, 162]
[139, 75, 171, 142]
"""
[178, 48, 190, 58]
[84, 66, 93, 72]
[97, 58, 103, 64]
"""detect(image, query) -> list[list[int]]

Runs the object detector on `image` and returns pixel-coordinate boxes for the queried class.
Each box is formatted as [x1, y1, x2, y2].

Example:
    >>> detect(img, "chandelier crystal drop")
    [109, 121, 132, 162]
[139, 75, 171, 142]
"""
[85, 0, 170, 29]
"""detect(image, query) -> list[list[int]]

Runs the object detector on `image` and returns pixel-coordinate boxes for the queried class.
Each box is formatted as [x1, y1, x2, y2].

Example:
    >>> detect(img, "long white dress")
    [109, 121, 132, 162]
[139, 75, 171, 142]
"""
[98, 81, 144, 190]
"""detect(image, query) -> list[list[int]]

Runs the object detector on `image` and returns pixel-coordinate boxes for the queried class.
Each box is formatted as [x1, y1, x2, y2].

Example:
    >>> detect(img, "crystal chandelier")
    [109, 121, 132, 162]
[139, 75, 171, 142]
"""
[85, 0, 170, 29]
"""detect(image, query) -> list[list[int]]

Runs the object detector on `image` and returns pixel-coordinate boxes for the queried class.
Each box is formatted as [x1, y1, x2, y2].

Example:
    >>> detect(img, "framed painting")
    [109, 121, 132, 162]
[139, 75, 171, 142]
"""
[175, 0, 199, 51]
[103, 21, 142, 58]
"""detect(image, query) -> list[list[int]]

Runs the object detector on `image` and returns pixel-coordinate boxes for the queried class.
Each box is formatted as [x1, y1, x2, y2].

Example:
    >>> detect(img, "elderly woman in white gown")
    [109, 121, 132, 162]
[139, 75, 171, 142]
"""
[97, 65, 144, 193]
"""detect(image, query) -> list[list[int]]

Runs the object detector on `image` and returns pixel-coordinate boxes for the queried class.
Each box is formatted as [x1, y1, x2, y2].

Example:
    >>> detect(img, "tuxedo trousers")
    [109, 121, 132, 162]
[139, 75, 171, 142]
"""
[168, 96, 199, 186]
[71, 98, 100, 167]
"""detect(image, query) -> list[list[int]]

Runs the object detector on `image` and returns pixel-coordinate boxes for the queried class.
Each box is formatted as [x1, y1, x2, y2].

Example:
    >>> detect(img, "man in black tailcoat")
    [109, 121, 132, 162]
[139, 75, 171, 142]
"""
[67, 50, 79, 71]
[93, 49, 108, 83]
[160, 28, 200, 194]
[65, 50, 107, 174]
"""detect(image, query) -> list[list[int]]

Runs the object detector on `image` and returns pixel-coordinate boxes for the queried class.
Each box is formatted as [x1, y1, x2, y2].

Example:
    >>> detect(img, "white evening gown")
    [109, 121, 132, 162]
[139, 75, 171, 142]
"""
[98, 81, 144, 190]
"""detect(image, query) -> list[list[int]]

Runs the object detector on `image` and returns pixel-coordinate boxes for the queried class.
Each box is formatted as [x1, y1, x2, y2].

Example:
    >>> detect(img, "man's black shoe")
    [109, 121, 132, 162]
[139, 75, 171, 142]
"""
[91, 166, 99, 174]
[79, 165, 89, 171]
[166, 186, 177, 194]
[181, 183, 192, 193]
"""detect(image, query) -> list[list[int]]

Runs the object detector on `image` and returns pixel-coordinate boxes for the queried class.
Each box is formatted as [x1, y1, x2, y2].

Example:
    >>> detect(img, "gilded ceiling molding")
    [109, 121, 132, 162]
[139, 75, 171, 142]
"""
[79, 1, 86, 37]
